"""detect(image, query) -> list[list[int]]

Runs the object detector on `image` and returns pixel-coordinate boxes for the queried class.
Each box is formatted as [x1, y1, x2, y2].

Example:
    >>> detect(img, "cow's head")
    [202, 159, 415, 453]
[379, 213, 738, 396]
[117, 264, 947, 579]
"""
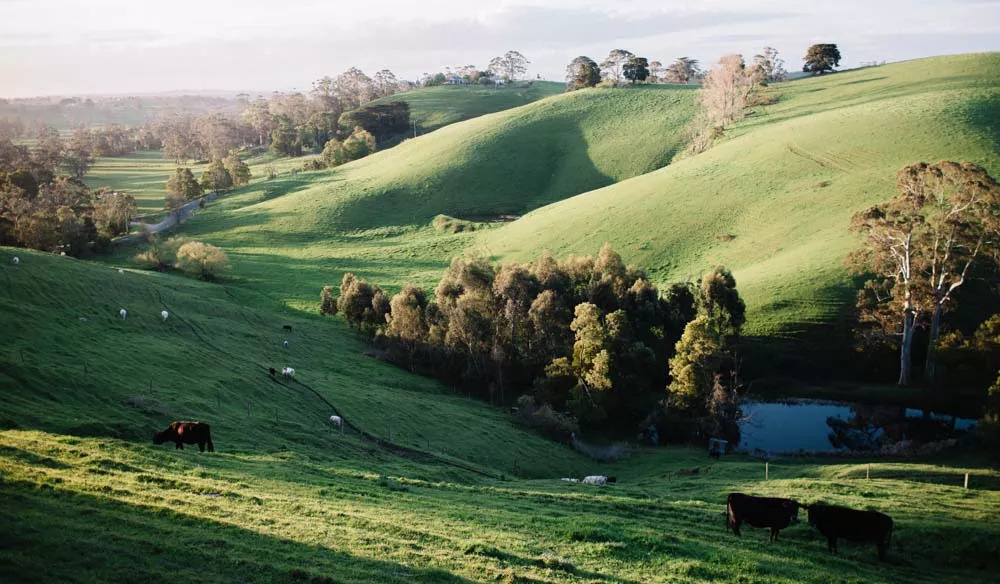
[783, 500, 801, 522]
[152, 431, 167, 445]
[804, 503, 824, 526]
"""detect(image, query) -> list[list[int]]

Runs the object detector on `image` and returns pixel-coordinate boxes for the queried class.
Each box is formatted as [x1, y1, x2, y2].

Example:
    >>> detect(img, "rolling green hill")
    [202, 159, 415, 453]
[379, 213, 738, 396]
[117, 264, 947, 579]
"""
[368, 81, 565, 136]
[156, 84, 698, 310]
[477, 54, 1000, 345]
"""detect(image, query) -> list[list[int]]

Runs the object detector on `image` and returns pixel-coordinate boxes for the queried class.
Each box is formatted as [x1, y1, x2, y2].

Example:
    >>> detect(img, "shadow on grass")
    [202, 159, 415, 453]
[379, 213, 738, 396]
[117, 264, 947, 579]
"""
[0, 479, 475, 584]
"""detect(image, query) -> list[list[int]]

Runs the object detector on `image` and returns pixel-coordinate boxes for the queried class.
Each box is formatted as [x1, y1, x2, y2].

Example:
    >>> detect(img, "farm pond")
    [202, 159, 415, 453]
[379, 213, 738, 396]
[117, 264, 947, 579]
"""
[737, 400, 977, 454]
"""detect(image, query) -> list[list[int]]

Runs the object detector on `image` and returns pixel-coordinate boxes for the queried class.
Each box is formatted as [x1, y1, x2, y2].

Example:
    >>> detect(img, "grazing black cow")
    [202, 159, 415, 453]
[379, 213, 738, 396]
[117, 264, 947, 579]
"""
[153, 421, 214, 452]
[282, 324, 293, 333]
[269, 367, 277, 376]
[726, 493, 800, 541]
[806, 503, 893, 561]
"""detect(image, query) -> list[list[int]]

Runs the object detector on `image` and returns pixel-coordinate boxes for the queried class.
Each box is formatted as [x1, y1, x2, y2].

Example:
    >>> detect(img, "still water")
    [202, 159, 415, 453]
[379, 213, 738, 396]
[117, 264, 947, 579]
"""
[738, 401, 977, 454]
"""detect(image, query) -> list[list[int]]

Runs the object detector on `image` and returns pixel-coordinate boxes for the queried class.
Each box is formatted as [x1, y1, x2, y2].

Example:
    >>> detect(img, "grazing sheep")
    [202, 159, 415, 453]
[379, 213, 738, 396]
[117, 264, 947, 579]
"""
[560, 477, 580, 483]
[78, 317, 88, 323]
[281, 367, 295, 379]
[282, 340, 289, 349]
[581, 475, 617, 486]
[269, 367, 277, 376]
[11, 256, 19, 265]
[119, 308, 127, 320]
[329, 415, 343, 429]
[161, 310, 169, 322]
[118, 268, 124, 274]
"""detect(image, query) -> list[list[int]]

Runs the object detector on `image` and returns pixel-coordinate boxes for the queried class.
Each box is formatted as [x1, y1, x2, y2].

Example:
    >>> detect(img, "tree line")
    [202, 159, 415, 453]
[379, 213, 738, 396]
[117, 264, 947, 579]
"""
[320, 244, 746, 443]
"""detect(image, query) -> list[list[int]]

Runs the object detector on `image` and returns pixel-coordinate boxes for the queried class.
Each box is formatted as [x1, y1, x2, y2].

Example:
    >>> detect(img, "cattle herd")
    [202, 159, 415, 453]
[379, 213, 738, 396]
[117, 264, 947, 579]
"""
[726, 492, 894, 560]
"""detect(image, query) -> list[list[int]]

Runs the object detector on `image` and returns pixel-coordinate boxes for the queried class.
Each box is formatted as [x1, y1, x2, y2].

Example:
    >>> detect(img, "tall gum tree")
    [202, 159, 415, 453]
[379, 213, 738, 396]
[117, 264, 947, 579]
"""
[849, 161, 1000, 386]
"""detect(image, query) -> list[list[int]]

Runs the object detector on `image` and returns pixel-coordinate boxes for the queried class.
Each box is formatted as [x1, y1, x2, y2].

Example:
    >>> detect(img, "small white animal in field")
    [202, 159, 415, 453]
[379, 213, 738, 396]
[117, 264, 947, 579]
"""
[119, 308, 127, 320]
[161, 310, 169, 322]
[329, 415, 343, 429]
[118, 268, 124, 274]
[560, 477, 579, 483]
[11, 256, 19, 265]
[281, 367, 295, 379]
[78, 317, 88, 323]
[283, 340, 289, 349]
[581, 475, 617, 486]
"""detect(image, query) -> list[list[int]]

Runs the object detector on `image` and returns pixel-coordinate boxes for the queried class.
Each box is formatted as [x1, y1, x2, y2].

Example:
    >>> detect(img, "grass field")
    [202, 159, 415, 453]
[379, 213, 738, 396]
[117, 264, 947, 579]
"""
[1, 249, 997, 583]
[368, 81, 565, 137]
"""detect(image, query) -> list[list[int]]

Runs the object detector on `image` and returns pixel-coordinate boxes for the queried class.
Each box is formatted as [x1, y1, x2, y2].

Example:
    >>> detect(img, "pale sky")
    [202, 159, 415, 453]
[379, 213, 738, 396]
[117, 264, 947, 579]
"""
[1, 0, 998, 97]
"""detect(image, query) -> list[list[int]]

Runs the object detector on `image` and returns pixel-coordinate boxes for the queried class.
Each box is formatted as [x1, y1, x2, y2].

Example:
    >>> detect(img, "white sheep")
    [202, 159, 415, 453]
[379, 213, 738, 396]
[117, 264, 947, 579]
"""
[282, 340, 289, 349]
[329, 415, 343, 429]
[119, 308, 127, 320]
[581, 475, 617, 486]
[11, 256, 19, 265]
[118, 268, 124, 274]
[161, 310, 169, 322]
[281, 367, 295, 379]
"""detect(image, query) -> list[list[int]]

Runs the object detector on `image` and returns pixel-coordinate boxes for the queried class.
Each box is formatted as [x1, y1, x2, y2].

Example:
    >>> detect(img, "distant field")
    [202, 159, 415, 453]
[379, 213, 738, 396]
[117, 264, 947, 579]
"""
[369, 81, 565, 136]
[84, 151, 183, 213]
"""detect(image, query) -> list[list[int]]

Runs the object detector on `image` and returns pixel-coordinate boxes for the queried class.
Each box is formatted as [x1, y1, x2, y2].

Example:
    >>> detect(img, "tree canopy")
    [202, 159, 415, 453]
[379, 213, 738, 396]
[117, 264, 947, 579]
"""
[565, 56, 601, 91]
[803, 44, 841, 75]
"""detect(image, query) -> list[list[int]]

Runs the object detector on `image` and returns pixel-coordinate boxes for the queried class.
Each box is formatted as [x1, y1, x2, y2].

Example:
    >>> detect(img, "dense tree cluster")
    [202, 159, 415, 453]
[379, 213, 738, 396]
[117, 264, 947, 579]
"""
[323, 245, 733, 437]
[0, 131, 138, 254]
[338, 102, 411, 143]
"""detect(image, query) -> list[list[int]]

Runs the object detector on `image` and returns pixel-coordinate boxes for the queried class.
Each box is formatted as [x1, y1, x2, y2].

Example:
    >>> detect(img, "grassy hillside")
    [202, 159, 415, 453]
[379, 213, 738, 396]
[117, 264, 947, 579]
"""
[3, 426, 998, 583]
[477, 54, 1000, 346]
[0, 247, 582, 478]
[369, 81, 565, 136]
[138, 85, 697, 310]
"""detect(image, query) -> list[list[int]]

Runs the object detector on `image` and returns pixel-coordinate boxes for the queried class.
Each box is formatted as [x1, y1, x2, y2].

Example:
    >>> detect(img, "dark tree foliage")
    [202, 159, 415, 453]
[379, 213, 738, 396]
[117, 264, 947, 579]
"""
[323, 244, 698, 435]
[565, 56, 601, 91]
[623, 57, 650, 84]
[338, 102, 410, 143]
[166, 167, 203, 202]
[803, 44, 842, 75]
[270, 116, 302, 157]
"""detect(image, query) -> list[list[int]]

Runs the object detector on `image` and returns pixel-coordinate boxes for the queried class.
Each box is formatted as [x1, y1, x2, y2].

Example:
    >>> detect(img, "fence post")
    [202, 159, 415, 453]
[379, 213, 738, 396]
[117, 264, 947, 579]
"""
[866, 463, 870, 480]
[964, 472, 969, 490]
[765, 462, 769, 481]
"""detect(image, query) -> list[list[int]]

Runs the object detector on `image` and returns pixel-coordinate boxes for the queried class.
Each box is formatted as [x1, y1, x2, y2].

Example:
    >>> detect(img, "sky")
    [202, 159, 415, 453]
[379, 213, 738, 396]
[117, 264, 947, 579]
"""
[1, 0, 998, 97]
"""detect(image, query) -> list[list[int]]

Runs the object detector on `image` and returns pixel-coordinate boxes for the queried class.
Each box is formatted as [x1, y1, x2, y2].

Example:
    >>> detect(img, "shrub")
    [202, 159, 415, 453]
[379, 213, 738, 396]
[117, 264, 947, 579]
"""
[174, 241, 231, 280]
[320, 285, 338, 315]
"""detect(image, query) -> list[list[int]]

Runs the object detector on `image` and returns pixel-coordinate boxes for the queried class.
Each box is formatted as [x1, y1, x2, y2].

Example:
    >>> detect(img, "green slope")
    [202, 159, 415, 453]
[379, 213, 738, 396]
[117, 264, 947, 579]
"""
[368, 81, 565, 136]
[477, 54, 1000, 344]
[159, 85, 697, 309]
[0, 247, 583, 478]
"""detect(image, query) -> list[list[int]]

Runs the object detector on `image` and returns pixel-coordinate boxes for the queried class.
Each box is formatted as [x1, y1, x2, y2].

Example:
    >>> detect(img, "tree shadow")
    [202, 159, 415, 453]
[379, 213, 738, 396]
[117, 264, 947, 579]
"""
[0, 479, 475, 584]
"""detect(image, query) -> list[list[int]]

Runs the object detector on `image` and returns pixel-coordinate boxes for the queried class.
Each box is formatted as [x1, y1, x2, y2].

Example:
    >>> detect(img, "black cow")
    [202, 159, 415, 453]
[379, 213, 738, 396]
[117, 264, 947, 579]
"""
[726, 493, 800, 541]
[153, 421, 215, 452]
[806, 503, 893, 561]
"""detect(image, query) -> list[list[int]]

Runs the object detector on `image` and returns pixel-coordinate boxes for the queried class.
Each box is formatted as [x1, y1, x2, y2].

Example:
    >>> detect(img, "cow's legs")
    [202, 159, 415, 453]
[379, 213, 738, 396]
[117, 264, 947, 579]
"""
[198, 442, 205, 452]
[731, 519, 741, 537]
[877, 542, 887, 561]
[770, 528, 779, 542]
[827, 537, 837, 554]
[175, 442, 183, 450]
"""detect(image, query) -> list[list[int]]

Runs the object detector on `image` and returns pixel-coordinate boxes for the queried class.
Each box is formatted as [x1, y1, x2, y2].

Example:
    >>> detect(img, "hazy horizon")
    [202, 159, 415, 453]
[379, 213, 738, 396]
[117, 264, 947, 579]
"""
[2, 0, 999, 98]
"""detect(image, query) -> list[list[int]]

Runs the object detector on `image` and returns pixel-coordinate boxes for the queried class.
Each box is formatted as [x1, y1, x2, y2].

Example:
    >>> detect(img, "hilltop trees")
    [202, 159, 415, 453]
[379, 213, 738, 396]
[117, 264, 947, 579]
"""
[489, 51, 530, 82]
[804, 44, 842, 75]
[623, 57, 651, 84]
[600, 49, 634, 85]
[752, 47, 787, 83]
[663, 58, 700, 84]
[849, 161, 1000, 386]
[321, 244, 704, 435]
[565, 56, 601, 91]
